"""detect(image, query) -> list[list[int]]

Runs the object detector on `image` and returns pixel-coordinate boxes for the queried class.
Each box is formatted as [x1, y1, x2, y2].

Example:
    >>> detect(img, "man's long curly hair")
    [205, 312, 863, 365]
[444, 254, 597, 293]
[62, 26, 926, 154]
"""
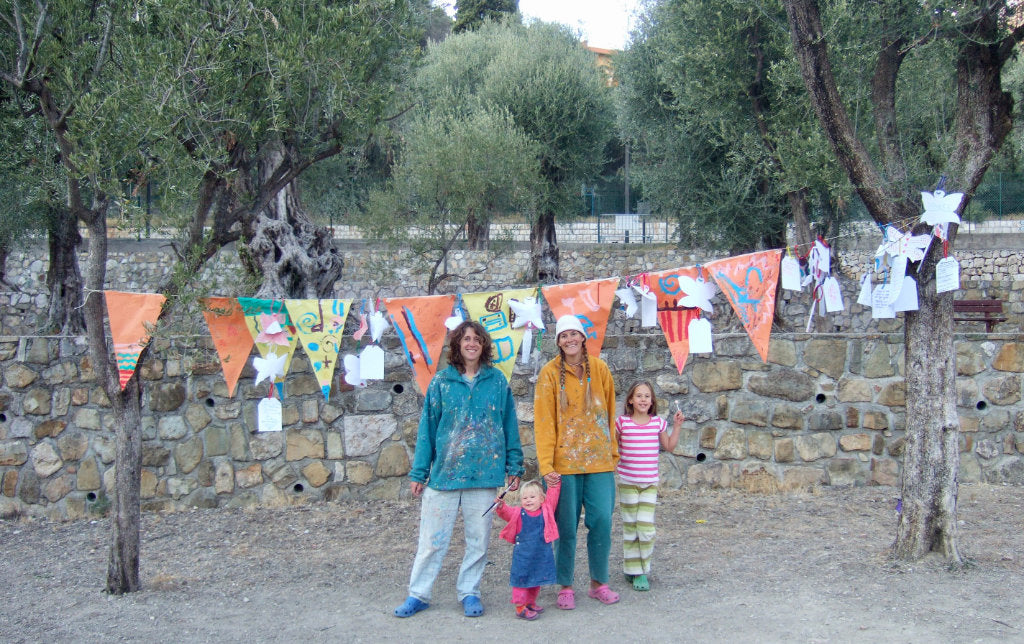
[447, 320, 493, 373]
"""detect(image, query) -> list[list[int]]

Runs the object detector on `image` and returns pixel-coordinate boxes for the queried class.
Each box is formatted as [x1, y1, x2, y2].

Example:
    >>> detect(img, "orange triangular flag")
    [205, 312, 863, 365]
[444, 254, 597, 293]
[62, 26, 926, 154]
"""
[541, 277, 619, 356]
[707, 249, 782, 362]
[104, 290, 166, 390]
[201, 297, 254, 398]
[383, 294, 456, 394]
[647, 266, 708, 373]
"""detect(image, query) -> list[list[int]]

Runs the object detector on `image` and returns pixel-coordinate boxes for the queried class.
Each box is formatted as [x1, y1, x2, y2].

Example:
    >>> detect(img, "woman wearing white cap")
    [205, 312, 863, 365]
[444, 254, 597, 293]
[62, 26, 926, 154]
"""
[533, 314, 619, 610]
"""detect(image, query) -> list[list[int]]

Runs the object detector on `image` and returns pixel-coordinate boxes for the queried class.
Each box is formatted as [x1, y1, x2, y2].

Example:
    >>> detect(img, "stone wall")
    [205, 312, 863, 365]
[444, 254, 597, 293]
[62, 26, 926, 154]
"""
[1, 237, 1023, 518]
[2, 329, 1023, 520]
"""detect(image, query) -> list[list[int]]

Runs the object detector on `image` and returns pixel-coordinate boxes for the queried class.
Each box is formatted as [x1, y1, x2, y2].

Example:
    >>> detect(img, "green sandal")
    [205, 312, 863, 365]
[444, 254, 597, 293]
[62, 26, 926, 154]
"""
[632, 574, 650, 591]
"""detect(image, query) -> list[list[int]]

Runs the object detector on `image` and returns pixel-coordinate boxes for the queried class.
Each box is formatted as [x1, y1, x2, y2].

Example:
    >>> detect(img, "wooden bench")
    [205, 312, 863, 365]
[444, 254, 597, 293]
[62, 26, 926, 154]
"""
[953, 299, 1007, 332]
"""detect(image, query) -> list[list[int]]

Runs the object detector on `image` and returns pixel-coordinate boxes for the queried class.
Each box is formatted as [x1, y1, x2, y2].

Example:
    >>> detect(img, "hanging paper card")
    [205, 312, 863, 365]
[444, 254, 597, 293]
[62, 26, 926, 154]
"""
[893, 276, 919, 312]
[286, 299, 351, 400]
[359, 344, 386, 380]
[936, 257, 960, 294]
[257, 397, 283, 433]
[633, 284, 658, 327]
[871, 286, 897, 319]
[201, 297, 254, 398]
[810, 240, 830, 274]
[823, 276, 844, 313]
[781, 255, 802, 291]
[648, 265, 706, 373]
[104, 290, 166, 390]
[688, 318, 713, 354]
[238, 298, 300, 399]
[707, 249, 782, 363]
[541, 278, 619, 356]
[384, 294, 456, 394]
[462, 287, 537, 380]
[857, 274, 873, 307]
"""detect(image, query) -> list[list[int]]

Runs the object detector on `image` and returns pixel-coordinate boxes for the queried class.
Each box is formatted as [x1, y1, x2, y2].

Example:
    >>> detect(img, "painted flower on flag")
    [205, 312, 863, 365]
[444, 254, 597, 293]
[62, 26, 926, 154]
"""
[255, 313, 291, 346]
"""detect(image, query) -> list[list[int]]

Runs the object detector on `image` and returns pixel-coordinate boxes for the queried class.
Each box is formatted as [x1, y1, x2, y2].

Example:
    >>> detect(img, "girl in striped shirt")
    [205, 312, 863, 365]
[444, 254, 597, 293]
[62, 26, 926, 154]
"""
[614, 381, 683, 591]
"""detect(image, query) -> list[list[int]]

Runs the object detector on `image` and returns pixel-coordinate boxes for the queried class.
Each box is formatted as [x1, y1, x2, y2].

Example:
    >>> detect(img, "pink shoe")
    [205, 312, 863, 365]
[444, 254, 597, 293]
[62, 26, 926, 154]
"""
[557, 588, 575, 610]
[587, 584, 620, 605]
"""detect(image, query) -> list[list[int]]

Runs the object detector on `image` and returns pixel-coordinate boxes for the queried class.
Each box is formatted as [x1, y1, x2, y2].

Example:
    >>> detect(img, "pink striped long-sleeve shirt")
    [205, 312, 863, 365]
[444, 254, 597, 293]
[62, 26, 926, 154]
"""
[615, 415, 667, 485]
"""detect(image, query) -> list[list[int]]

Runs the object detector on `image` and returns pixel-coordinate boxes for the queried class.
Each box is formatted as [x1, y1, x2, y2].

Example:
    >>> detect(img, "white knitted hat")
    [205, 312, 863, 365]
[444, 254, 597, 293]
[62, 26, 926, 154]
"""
[554, 314, 585, 338]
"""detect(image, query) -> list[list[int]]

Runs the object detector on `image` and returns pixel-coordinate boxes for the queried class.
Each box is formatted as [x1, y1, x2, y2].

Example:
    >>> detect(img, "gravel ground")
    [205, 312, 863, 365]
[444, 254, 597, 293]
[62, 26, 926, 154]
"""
[2, 483, 1022, 643]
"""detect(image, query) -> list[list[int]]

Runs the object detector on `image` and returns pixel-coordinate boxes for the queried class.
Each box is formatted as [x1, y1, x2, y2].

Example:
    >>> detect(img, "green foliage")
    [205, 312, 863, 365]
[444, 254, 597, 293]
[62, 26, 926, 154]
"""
[617, 0, 842, 250]
[617, 0, 973, 250]
[362, 101, 542, 290]
[412, 20, 615, 217]
[453, 0, 518, 33]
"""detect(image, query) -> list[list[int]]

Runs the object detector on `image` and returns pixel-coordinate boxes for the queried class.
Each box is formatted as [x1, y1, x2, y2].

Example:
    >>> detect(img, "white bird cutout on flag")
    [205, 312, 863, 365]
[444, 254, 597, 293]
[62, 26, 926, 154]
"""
[678, 275, 719, 313]
[920, 190, 963, 227]
[874, 225, 932, 263]
[253, 351, 287, 387]
[614, 288, 639, 318]
[509, 297, 544, 364]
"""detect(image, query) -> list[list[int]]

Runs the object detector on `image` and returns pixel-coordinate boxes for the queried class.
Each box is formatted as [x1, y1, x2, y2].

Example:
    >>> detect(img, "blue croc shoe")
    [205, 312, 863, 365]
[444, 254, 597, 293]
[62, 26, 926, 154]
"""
[394, 596, 429, 618]
[462, 595, 484, 617]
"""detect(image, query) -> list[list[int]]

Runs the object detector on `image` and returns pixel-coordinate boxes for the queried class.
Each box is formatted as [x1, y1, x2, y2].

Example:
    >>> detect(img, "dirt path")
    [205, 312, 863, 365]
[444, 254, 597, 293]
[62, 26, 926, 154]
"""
[2, 484, 1022, 643]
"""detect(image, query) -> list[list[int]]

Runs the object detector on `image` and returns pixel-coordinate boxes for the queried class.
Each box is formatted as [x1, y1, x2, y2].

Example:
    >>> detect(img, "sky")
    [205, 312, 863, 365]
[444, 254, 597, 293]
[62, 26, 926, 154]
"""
[433, 0, 643, 50]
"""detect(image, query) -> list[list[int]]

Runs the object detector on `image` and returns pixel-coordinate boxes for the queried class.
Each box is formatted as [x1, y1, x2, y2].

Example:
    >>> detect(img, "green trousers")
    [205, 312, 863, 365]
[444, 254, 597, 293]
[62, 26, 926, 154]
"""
[553, 471, 615, 587]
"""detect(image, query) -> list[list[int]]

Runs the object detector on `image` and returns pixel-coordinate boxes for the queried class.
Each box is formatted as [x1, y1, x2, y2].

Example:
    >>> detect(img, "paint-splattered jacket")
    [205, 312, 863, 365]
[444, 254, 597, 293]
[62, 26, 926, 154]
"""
[410, 364, 524, 490]
[533, 355, 617, 476]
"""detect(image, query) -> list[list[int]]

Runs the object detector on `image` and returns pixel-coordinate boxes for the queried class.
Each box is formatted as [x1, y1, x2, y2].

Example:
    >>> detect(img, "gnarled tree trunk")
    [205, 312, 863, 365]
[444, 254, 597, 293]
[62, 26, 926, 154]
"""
[529, 210, 559, 282]
[783, 0, 1020, 562]
[243, 141, 344, 299]
[45, 207, 85, 333]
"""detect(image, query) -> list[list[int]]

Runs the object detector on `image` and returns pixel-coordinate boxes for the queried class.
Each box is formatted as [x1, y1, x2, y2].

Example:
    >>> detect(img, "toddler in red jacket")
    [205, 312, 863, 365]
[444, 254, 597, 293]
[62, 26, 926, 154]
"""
[495, 474, 562, 620]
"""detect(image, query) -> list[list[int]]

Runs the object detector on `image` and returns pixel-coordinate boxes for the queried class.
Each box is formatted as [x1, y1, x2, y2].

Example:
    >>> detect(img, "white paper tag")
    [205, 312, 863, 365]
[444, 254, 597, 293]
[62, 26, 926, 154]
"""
[871, 285, 897, 319]
[687, 318, 713, 354]
[639, 289, 658, 327]
[889, 255, 908, 290]
[893, 276, 919, 312]
[935, 257, 960, 294]
[823, 276, 844, 313]
[257, 397, 283, 432]
[781, 255, 802, 291]
[857, 273, 873, 306]
[359, 344, 385, 380]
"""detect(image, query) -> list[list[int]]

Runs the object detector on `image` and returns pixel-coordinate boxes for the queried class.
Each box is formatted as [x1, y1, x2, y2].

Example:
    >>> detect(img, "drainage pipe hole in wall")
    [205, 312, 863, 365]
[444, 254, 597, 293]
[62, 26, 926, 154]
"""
[293, 483, 305, 493]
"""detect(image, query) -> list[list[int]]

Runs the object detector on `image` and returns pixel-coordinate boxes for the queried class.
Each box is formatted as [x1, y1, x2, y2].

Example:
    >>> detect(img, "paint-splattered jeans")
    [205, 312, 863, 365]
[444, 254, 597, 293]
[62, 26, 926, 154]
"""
[407, 487, 495, 603]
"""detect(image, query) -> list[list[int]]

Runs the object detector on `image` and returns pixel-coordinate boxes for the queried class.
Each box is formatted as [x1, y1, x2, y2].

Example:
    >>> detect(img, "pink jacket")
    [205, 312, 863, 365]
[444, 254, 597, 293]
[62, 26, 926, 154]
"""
[495, 482, 561, 544]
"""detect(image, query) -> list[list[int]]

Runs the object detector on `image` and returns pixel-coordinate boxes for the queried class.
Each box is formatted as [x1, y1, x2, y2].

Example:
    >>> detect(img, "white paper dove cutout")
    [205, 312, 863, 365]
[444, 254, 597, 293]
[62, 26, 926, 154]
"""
[678, 275, 718, 313]
[632, 283, 658, 327]
[615, 288, 639, 318]
[253, 351, 287, 387]
[343, 354, 367, 388]
[920, 190, 963, 226]
[444, 309, 464, 331]
[368, 310, 389, 342]
[509, 297, 544, 364]
[875, 226, 932, 263]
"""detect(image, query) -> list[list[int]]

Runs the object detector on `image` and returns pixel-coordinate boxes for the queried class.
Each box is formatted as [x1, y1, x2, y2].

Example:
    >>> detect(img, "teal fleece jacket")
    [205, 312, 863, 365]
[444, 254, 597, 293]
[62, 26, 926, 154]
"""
[410, 364, 524, 490]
